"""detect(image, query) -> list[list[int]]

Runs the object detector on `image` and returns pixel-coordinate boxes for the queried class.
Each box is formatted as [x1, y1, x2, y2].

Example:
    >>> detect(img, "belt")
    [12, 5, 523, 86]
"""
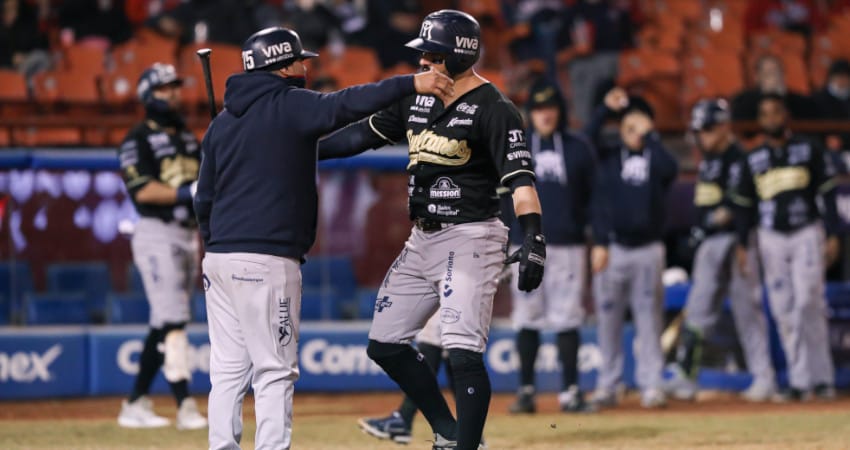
[414, 217, 454, 233]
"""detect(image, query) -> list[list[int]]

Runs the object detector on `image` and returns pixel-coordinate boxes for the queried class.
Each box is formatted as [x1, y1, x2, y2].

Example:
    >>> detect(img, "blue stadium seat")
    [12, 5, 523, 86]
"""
[126, 264, 145, 293]
[0, 261, 35, 323]
[301, 288, 349, 320]
[107, 292, 150, 324]
[192, 291, 207, 323]
[24, 292, 90, 325]
[356, 288, 379, 319]
[301, 256, 358, 292]
[0, 295, 8, 325]
[46, 262, 112, 322]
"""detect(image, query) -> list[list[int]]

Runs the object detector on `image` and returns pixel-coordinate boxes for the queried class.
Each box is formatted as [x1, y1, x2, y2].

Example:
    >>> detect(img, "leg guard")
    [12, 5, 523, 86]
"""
[162, 324, 191, 383]
[448, 348, 490, 450]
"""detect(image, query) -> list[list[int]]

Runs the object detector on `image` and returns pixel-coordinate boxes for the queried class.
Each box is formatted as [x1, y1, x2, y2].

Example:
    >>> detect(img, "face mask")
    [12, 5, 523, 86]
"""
[765, 125, 786, 139]
[828, 83, 850, 100]
[145, 98, 184, 128]
[284, 76, 307, 89]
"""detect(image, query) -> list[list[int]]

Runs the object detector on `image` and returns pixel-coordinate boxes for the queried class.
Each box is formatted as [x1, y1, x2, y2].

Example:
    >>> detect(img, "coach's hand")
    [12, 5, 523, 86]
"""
[414, 70, 454, 98]
[505, 233, 546, 292]
[591, 245, 609, 274]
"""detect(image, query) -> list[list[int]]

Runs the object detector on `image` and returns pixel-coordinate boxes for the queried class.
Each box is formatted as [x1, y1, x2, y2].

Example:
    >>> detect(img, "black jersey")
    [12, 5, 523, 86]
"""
[732, 135, 839, 244]
[694, 143, 743, 235]
[367, 83, 535, 223]
[118, 120, 200, 225]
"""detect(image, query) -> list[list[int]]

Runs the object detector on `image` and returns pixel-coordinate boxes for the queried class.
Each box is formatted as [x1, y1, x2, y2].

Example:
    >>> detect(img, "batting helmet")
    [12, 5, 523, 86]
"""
[241, 27, 318, 72]
[137, 63, 183, 104]
[690, 98, 730, 131]
[406, 10, 481, 76]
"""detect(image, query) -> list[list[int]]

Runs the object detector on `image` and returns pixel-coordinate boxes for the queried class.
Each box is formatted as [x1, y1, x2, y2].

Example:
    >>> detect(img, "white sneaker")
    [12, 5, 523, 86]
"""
[740, 378, 777, 403]
[640, 388, 667, 409]
[176, 398, 208, 430]
[664, 367, 698, 401]
[118, 396, 170, 428]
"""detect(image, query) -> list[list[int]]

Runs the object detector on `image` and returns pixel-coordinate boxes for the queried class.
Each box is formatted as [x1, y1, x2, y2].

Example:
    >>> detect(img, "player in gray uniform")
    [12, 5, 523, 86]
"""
[196, 27, 452, 450]
[116, 63, 207, 430]
[732, 93, 839, 401]
[504, 79, 596, 415]
[319, 10, 545, 450]
[664, 99, 777, 402]
[587, 88, 678, 409]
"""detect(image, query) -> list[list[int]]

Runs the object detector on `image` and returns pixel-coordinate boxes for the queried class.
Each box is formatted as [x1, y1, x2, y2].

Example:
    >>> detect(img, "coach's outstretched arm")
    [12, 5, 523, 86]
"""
[290, 70, 453, 137]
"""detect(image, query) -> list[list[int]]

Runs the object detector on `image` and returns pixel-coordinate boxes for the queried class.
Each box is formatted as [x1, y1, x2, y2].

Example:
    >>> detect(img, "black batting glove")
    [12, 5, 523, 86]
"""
[505, 213, 546, 292]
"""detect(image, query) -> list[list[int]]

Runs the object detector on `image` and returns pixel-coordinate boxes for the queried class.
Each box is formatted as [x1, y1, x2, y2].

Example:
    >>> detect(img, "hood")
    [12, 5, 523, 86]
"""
[526, 77, 568, 131]
[223, 72, 294, 118]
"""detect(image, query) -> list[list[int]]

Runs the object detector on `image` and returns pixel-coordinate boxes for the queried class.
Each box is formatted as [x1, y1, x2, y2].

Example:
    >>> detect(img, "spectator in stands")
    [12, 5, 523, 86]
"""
[149, 0, 256, 45]
[361, 0, 421, 68]
[503, 0, 571, 80]
[743, 0, 824, 37]
[0, 0, 50, 77]
[731, 54, 815, 122]
[562, 0, 641, 125]
[58, 0, 133, 46]
[814, 59, 850, 124]
[280, 0, 341, 51]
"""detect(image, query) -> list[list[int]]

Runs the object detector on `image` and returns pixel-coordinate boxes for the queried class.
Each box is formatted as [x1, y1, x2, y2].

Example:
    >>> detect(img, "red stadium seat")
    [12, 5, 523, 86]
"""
[325, 46, 382, 87]
[101, 67, 139, 107]
[112, 37, 179, 73]
[12, 126, 83, 147]
[61, 44, 107, 75]
[0, 70, 28, 102]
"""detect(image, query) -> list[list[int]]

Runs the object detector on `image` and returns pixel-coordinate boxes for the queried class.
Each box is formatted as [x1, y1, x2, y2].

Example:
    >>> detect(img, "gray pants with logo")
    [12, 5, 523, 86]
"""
[511, 245, 586, 332]
[758, 223, 835, 390]
[684, 233, 775, 384]
[131, 218, 198, 328]
[593, 242, 665, 392]
[369, 218, 509, 353]
[203, 252, 302, 450]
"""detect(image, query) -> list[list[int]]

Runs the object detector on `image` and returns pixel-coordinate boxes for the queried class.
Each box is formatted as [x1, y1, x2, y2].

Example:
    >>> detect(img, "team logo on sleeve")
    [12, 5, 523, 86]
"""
[507, 129, 525, 148]
[430, 177, 462, 199]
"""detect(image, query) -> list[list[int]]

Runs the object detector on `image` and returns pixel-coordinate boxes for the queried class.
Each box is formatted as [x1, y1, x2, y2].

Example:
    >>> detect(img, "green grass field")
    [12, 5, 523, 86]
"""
[1, 393, 849, 449]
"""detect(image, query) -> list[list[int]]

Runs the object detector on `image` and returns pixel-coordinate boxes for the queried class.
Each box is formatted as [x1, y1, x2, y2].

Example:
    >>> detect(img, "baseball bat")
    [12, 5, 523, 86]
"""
[660, 310, 685, 354]
[196, 48, 216, 120]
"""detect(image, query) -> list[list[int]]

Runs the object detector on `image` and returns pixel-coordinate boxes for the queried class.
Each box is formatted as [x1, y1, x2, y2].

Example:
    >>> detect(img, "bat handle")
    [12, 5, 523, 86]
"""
[196, 49, 216, 121]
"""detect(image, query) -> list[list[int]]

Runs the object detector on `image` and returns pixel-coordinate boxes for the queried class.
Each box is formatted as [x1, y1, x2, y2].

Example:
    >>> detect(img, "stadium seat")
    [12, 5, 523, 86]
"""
[46, 262, 112, 322]
[126, 264, 145, 293]
[192, 291, 207, 323]
[61, 44, 107, 76]
[24, 292, 91, 325]
[0, 70, 29, 103]
[0, 261, 35, 323]
[111, 36, 178, 73]
[356, 288, 379, 319]
[11, 126, 83, 147]
[301, 287, 348, 320]
[301, 256, 358, 292]
[325, 46, 381, 87]
[101, 67, 139, 107]
[107, 292, 149, 324]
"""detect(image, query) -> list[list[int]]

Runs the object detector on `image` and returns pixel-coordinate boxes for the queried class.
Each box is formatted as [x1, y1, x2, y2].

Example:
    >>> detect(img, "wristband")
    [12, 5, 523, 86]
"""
[176, 184, 193, 204]
[518, 213, 542, 236]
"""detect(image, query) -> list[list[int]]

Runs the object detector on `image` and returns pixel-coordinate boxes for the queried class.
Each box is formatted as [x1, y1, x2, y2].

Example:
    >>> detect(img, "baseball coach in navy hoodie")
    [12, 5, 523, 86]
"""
[584, 86, 678, 410]
[194, 27, 453, 450]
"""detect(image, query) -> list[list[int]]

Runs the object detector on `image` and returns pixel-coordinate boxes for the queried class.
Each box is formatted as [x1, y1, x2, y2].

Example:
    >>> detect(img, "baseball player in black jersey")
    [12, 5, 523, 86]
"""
[116, 63, 207, 430]
[319, 10, 545, 450]
[732, 93, 839, 401]
[664, 99, 776, 402]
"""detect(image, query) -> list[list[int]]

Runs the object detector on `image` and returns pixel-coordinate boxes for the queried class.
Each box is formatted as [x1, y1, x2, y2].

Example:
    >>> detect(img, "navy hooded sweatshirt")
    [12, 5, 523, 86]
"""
[194, 72, 415, 260]
[502, 80, 596, 246]
[584, 104, 678, 246]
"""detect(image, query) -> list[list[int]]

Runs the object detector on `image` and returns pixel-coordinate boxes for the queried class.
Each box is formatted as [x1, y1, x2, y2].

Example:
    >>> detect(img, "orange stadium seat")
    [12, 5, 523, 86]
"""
[477, 68, 506, 92]
[325, 46, 381, 87]
[688, 29, 744, 54]
[681, 50, 743, 108]
[31, 71, 61, 104]
[617, 50, 680, 88]
[61, 44, 107, 75]
[101, 68, 139, 107]
[112, 37, 178, 73]
[108, 127, 131, 146]
[0, 128, 10, 146]
[778, 53, 810, 94]
[0, 70, 28, 102]
[12, 127, 83, 147]
[749, 31, 807, 57]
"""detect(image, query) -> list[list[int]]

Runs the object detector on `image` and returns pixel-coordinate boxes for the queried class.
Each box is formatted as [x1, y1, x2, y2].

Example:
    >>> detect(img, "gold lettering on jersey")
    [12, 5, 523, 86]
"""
[754, 167, 810, 200]
[694, 182, 723, 206]
[406, 129, 471, 169]
[159, 155, 199, 188]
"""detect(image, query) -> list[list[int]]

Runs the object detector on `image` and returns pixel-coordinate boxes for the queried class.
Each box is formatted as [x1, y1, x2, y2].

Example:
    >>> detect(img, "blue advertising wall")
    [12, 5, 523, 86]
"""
[0, 324, 633, 399]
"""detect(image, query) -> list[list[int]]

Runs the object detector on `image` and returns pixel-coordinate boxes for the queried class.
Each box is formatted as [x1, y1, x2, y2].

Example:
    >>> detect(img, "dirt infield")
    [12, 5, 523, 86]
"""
[1, 392, 849, 449]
